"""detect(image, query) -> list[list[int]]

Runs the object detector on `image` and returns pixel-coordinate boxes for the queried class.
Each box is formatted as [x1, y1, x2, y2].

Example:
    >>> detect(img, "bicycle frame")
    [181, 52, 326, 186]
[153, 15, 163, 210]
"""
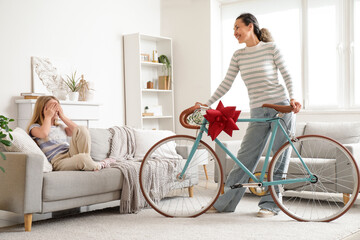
[180, 117, 316, 187]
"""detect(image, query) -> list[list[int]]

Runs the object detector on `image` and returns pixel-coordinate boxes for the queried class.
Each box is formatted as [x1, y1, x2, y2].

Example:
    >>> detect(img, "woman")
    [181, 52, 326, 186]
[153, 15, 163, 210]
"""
[204, 13, 301, 217]
[27, 96, 114, 171]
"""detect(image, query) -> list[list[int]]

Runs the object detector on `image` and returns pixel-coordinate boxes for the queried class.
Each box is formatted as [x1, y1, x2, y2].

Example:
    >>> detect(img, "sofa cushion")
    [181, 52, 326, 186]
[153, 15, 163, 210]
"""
[133, 129, 176, 159]
[0, 143, 5, 152]
[4, 127, 53, 172]
[303, 122, 360, 144]
[42, 168, 123, 202]
[89, 128, 112, 161]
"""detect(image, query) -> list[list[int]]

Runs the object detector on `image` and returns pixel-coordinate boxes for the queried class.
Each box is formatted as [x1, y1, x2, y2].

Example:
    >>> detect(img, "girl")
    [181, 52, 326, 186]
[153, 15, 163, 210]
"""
[204, 13, 301, 217]
[27, 96, 113, 171]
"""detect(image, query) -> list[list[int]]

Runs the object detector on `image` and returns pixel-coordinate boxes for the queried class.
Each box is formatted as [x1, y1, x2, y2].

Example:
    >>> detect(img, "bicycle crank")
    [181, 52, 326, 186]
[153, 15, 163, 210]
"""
[230, 182, 263, 189]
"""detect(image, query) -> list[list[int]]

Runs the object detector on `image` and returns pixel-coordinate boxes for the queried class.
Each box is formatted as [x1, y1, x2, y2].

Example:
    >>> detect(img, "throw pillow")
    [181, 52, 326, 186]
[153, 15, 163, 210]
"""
[133, 129, 181, 159]
[4, 128, 53, 172]
[89, 128, 112, 161]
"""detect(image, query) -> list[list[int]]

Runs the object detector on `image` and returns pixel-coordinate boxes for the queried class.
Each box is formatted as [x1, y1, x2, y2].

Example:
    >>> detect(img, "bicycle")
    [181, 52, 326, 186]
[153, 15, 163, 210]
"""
[139, 103, 360, 222]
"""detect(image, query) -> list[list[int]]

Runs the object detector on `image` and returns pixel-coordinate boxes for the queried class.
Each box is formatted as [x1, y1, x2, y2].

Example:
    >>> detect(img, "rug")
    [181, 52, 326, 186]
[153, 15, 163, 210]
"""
[1, 195, 360, 240]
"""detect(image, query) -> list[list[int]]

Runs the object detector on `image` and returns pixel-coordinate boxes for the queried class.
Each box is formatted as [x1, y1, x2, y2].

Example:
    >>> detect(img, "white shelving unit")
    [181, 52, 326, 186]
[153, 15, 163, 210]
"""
[123, 33, 175, 131]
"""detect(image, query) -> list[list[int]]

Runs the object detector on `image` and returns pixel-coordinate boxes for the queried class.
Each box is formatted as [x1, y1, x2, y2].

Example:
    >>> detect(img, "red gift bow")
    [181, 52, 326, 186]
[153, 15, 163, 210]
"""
[203, 101, 241, 141]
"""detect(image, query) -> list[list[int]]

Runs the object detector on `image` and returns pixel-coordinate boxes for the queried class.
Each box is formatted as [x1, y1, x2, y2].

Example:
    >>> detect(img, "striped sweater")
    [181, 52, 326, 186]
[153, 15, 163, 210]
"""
[206, 41, 294, 109]
[29, 123, 69, 162]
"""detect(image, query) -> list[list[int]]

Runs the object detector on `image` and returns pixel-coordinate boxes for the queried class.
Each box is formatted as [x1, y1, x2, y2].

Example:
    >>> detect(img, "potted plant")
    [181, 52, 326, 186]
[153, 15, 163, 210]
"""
[0, 115, 14, 173]
[64, 71, 81, 101]
[158, 55, 171, 90]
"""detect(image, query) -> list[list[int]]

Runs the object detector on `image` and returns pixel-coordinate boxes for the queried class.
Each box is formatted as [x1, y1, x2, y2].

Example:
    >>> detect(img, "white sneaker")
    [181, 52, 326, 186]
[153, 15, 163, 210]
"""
[257, 209, 276, 218]
[205, 206, 219, 213]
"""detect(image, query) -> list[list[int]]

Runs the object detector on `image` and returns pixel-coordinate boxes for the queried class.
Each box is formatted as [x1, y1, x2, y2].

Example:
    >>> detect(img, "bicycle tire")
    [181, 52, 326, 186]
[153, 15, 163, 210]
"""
[268, 135, 360, 222]
[139, 135, 224, 217]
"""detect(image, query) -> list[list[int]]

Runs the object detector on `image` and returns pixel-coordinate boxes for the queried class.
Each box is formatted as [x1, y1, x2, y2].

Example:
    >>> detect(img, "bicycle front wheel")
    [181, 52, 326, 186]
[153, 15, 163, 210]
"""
[139, 135, 223, 217]
[268, 135, 360, 222]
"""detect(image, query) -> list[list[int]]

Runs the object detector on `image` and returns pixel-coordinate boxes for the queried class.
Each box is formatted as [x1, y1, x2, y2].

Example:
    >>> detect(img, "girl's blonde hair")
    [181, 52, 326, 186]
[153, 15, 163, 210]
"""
[26, 96, 60, 133]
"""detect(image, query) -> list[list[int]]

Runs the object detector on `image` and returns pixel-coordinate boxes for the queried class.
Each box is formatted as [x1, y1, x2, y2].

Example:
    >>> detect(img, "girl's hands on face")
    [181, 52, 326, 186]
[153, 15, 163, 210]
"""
[44, 103, 57, 119]
[56, 104, 64, 118]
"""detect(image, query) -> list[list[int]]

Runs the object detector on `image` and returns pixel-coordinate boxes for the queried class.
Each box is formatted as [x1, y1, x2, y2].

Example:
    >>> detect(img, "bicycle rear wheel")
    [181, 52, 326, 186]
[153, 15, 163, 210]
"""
[268, 135, 360, 222]
[139, 135, 223, 217]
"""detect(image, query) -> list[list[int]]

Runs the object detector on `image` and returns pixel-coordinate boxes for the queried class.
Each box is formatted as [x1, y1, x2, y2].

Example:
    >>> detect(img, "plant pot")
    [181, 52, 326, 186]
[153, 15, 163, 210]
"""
[158, 76, 170, 90]
[68, 92, 79, 101]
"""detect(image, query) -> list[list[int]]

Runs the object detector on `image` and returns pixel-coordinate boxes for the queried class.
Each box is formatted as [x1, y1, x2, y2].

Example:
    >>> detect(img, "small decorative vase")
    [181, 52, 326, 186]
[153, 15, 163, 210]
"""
[52, 89, 68, 101]
[147, 81, 154, 89]
[158, 76, 170, 90]
[68, 92, 79, 101]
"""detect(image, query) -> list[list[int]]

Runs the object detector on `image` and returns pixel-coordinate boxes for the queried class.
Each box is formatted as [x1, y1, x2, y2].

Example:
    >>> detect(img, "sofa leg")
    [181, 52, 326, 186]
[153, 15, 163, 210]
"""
[188, 186, 194, 197]
[24, 214, 32, 232]
[203, 165, 209, 180]
[343, 193, 350, 205]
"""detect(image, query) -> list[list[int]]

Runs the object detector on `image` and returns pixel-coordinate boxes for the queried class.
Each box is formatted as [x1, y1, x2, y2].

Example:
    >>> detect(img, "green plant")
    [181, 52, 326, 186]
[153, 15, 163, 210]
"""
[64, 71, 81, 92]
[158, 55, 171, 77]
[0, 115, 14, 173]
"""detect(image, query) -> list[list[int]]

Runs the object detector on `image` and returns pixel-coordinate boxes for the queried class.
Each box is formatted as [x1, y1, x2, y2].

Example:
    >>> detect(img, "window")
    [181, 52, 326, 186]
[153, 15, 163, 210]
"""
[307, 0, 339, 108]
[218, 0, 359, 110]
[355, 0, 360, 106]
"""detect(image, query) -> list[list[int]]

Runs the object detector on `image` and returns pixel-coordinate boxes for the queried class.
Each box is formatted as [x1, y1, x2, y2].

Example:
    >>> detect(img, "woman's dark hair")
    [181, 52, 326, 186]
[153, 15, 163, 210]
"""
[236, 13, 273, 42]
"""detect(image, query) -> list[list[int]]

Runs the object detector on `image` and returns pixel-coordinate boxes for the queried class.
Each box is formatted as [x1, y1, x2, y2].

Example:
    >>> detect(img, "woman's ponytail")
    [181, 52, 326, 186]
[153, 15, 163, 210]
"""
[259, 28, 274, 42]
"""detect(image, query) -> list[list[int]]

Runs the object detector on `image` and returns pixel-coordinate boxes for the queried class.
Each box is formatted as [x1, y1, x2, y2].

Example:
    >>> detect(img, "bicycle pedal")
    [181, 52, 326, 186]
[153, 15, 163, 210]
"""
[230, 183, 243, 189]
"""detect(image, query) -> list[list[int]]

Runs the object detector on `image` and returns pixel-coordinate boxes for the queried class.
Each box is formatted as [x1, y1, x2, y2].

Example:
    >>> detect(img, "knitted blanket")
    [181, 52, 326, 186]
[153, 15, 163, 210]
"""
[108, 126, 178, 214]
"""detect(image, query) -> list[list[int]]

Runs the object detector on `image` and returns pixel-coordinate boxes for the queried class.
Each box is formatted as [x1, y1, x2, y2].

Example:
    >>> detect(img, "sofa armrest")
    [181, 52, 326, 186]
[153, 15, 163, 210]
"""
[336, 143, 360, 193]
[0, 152, 44, 214]
[215, 140, 242, 182]
[343, 143, 360, 163]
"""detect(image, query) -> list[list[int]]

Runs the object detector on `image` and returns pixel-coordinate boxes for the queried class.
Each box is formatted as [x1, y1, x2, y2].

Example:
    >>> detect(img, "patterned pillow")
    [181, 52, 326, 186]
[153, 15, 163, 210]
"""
[4, 128, 53, 172]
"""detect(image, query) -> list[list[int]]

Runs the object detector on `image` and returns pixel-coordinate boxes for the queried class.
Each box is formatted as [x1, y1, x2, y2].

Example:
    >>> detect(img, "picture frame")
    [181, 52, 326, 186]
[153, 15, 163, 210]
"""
[141, 53, 150, 62]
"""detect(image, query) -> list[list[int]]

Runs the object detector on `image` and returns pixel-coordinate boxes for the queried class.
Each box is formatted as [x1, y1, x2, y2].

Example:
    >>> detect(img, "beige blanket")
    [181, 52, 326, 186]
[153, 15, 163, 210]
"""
[109, 126, 178, 214]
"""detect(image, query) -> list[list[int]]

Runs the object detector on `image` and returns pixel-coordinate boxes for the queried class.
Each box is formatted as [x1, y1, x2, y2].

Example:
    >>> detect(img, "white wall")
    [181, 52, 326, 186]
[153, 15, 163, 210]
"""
[0, 0, 160, 128]
[161, 0, 212, 137]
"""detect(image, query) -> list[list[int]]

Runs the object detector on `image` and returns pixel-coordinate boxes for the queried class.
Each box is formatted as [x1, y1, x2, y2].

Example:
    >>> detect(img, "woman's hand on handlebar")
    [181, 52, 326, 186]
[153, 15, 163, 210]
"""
[290, 99, 301, 114]
[195, 102, 209, 109]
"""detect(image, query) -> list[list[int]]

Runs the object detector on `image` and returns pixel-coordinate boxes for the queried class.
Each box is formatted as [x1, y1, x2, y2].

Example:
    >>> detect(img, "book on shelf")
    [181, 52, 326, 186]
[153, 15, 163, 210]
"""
[20, 92, 46, 99]
[142, 112, 154, 117]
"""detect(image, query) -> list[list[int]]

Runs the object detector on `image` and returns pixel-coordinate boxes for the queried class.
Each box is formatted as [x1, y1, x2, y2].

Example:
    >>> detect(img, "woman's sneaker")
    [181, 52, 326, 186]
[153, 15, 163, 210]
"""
[205, 206, 219, 213]
[257, 209, 276, 218]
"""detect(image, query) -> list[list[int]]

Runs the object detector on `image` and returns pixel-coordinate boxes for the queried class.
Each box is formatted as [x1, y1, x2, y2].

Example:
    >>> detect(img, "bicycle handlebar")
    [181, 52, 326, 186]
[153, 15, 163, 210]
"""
[179, 105, 202, 129]
[180, 103, 294, 129]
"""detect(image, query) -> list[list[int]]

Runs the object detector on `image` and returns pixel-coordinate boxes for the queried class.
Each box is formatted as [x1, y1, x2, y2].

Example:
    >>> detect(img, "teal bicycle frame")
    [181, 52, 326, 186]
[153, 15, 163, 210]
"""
[180, 117, 316, 187]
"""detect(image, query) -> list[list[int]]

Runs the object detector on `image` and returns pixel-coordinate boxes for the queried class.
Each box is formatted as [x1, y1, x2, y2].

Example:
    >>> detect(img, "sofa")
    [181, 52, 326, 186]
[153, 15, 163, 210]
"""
[215, 122, 360, 197]
[0, 127, 197, 232]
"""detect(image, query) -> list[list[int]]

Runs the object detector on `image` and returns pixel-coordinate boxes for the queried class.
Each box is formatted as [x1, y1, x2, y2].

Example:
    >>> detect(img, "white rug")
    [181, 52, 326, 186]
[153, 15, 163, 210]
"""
[1, 195, 360, 240]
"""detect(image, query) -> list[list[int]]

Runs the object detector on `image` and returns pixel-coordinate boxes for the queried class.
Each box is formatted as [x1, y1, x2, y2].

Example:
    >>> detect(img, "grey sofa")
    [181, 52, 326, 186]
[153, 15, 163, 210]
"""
[215, 122, 360, 197]
[0, 128, 197, 232]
